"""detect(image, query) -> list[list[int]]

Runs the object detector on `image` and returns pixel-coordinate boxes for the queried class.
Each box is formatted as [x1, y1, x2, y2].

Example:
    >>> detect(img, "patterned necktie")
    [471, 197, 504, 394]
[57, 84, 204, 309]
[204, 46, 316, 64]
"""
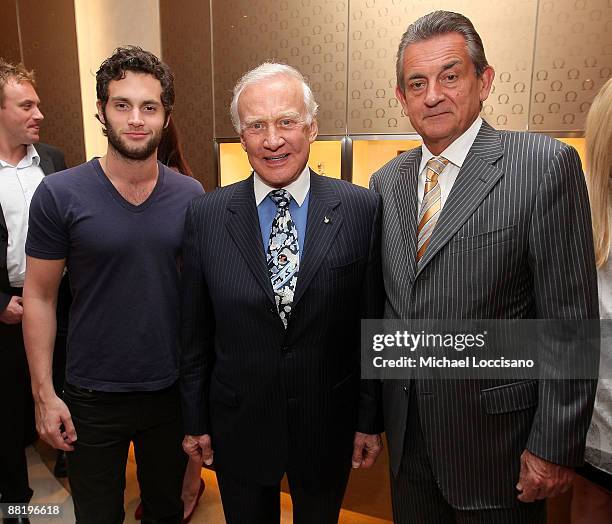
[416, 156, 449, 262]
[266, 189, 300, 328]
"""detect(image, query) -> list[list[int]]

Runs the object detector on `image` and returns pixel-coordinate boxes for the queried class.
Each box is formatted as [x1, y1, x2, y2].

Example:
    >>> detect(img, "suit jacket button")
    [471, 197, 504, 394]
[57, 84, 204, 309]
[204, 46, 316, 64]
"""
[403, 386, 409, 393]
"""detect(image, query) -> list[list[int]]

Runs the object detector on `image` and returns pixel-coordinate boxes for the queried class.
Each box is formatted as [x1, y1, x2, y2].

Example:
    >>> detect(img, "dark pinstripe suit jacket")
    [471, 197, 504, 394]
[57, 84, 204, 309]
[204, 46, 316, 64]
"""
[180, 170, 384, 488]
[370, 121, 598, 509]
[0, 143, 66, 311]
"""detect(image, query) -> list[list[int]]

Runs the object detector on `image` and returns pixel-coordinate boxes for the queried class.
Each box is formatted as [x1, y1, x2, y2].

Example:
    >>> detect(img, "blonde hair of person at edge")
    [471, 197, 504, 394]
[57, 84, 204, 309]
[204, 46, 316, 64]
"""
[571, 76, 612, 524]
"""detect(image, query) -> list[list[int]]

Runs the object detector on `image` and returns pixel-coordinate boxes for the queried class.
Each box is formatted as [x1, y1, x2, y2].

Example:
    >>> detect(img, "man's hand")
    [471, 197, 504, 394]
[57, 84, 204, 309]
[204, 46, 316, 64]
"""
[352, 432, 383, 469]
[516, 449, 575, 502]
[35, 394, 77, 451]
[183, 434, 214, 466]
[0, 296, 23, 324]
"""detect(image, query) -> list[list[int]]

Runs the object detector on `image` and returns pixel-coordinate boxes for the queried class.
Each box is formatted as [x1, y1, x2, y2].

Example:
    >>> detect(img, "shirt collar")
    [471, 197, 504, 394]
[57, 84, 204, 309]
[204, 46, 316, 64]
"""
[0, 144, 40, 169]
[420, 117, 483, 171]
[254, 164, 311, 206]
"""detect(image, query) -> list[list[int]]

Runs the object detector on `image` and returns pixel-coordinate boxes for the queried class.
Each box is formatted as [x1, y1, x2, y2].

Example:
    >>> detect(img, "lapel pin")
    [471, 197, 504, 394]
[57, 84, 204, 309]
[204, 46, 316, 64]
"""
[323, 216, 331, 224]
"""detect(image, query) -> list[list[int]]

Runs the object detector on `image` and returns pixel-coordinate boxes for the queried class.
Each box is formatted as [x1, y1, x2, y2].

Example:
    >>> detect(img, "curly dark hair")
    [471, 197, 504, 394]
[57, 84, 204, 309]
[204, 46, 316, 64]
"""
[95, 46, 174, 132]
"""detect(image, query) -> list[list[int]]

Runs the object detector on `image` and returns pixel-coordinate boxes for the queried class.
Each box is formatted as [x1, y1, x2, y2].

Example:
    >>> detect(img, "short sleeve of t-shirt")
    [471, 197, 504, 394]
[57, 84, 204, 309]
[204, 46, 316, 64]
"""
[27, 179, 70, 259]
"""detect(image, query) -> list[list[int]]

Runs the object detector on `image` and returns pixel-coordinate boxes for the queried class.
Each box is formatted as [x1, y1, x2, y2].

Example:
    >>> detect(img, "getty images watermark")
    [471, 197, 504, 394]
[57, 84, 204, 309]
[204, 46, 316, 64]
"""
[371, 329, 523, 368]
[361, 319, 609, 380]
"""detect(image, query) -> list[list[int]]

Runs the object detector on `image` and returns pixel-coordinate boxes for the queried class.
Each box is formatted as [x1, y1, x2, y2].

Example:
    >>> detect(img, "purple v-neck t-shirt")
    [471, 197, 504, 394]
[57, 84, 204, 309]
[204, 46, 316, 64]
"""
[26, 159, 203, 392]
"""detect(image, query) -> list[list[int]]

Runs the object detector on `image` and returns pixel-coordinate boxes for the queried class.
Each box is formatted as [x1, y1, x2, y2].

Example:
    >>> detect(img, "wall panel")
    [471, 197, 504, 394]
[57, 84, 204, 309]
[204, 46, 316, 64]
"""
[212, 0, 349, 137]
[160, 0, 216, 191]
[0, 0, 21, 65]
[17, 0, 85, 167]
[530, 0, 612, 133]
[347, 0, 538, 134]
[74, 0, 162, 160]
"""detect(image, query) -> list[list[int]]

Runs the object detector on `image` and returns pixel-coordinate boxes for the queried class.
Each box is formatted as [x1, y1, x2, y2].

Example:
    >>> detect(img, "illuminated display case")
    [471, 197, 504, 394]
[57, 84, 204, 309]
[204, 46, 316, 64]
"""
[217, 137, 344, 187]
[216, 133, 587, 189]
[352, 137, 421, 188]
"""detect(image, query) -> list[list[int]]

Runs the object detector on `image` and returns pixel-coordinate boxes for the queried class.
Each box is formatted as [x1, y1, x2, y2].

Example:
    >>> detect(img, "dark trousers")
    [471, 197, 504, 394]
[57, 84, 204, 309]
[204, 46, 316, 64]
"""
[216, 461, 351, 524]
[0, 315, 32, 504]
[391, 388, 546, 524]
[63, 382, 187, 524]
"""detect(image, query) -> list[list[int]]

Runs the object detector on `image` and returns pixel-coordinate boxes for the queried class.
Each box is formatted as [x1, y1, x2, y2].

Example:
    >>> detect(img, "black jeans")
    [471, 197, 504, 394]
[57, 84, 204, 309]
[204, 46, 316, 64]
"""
[63, 382, 187, 524]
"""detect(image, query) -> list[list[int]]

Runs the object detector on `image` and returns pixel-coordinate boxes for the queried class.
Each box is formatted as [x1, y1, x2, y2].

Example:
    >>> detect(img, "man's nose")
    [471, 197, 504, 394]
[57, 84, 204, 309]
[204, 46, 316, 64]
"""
[32, 106, 44, 121]
[128, 109, 144, 126]
[263, 127, 285, 149]
[424, 81, 445, 106]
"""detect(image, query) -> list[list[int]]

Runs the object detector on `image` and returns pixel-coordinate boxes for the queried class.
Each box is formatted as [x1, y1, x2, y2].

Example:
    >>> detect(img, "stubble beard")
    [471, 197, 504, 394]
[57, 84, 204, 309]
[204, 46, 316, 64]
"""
[104, 112, 162, 162]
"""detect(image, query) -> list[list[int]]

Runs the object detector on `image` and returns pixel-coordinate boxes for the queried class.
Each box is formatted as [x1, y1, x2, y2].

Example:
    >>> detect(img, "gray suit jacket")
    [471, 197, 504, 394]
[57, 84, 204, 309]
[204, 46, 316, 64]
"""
[370, 121, 598, 509]
[0, 143, 66, 311]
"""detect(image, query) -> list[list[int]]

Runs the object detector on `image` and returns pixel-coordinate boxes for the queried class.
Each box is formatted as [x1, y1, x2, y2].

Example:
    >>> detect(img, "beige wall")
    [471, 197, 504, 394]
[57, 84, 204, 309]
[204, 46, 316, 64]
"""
[348, 0, 539, 134]
[0, 0, 21, 65]
[159, 0, 216, 191]
[74, 0, 161, 160]
[207, 0, 611, 138]
[0, 0, 86, 167]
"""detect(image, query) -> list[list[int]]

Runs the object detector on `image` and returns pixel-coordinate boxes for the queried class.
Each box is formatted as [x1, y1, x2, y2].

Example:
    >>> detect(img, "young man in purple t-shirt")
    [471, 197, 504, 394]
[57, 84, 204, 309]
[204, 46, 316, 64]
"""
[23, 47, 203, 524]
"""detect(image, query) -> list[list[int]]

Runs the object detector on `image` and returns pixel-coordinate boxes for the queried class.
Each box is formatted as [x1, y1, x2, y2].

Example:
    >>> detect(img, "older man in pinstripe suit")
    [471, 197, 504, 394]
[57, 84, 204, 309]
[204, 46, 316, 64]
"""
[369, 11, 598, 523]
[180, 63, 384, 524]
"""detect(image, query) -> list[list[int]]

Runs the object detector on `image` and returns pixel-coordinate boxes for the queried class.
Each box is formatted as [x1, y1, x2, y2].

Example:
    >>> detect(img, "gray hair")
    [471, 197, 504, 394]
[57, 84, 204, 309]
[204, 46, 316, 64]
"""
[396, 11, 489, 91]
[230, 62, 319, 133]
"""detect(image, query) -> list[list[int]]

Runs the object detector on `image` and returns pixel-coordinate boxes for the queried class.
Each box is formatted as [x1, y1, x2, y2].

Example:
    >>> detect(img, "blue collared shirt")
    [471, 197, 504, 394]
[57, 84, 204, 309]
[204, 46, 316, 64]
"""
[253, 165, 310, 256]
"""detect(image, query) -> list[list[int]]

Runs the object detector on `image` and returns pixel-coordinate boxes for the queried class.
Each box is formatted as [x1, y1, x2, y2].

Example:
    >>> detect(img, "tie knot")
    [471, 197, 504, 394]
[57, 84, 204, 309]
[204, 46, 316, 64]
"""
[269, 189, 291, 208]
[425, 156, 448, 184]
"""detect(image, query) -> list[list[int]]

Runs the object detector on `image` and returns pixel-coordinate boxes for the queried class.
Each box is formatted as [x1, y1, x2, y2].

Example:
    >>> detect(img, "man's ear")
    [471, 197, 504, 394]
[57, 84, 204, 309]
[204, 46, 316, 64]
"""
[239, 133, 247, 152]
[479, 66, 495, 103]
[308, 119, 318, 143]
[96, 100, 105, 124]
[395, 85, 409, 115]
[164, 115, 170, 129]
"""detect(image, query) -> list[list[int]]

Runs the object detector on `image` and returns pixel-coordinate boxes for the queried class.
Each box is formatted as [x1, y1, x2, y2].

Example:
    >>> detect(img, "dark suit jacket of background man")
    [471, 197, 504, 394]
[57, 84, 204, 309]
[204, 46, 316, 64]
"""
[180, 170, 384, 489]
[369, 121, 599, 509]
[0, 142, 68, 498]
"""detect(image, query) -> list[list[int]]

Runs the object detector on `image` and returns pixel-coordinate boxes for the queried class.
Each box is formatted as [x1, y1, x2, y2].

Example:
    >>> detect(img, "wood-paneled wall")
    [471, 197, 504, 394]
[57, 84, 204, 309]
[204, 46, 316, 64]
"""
[0, 0, 85, 167]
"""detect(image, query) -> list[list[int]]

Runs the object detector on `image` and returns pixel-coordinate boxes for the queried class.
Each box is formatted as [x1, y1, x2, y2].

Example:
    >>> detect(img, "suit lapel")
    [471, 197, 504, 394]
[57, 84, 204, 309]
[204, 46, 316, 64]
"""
[416, 121, 505, 275]
[393, 150, 421, 284]
[38, 151, 54, 175]
[225, 176, 276, 305]
[0, 204, 5, 234]
[292, 171, 341, 308]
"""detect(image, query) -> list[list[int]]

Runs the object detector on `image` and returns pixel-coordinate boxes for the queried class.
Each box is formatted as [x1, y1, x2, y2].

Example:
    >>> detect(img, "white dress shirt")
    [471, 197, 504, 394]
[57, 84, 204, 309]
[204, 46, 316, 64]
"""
[418, 117, 483, 208]
[0, 144, 45, 287]
[253, 165, 310, 207]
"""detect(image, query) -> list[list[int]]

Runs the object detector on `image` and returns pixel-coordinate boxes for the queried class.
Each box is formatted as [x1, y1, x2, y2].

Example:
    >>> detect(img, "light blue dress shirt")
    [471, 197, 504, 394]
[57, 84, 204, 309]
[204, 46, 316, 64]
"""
[254, 166, 311, 257]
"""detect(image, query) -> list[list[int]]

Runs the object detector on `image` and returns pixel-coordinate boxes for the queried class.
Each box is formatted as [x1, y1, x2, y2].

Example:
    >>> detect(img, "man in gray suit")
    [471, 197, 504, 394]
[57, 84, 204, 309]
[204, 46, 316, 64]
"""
[369, 11, 598, 523]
